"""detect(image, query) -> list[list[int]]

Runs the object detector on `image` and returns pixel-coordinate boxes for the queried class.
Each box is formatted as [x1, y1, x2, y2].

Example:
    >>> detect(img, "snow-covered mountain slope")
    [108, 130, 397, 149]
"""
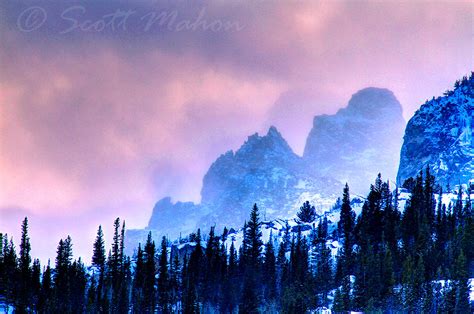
[397, 74, 474, 186]
[304, 88, 405, 194]
[170, 188, 472, 256]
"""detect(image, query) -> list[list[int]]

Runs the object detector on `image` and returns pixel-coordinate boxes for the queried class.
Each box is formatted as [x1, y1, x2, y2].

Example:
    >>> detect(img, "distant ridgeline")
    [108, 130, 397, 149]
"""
[127, 87, 407, 250]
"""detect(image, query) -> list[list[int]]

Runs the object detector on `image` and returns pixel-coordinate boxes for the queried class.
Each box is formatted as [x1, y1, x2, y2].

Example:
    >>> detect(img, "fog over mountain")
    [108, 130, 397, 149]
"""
[126, 87, 406, 250]
[304, 87, 405, 193]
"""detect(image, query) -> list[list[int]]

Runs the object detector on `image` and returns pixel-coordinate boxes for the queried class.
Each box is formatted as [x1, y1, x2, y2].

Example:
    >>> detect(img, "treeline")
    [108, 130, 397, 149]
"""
[0, 170, 472, 313]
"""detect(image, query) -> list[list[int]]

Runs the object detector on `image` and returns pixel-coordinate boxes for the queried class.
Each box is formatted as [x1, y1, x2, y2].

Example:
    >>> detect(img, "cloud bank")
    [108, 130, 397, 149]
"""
[0, 0, 472, 262]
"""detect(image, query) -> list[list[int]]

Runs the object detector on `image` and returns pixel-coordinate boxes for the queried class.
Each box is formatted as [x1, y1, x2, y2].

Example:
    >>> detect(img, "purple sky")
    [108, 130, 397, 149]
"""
[1, 1, 472, 263]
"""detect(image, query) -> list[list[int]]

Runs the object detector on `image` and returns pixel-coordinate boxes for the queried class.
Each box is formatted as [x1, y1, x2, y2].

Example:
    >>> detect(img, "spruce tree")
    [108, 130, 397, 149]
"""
[336, 183, 355, 283]
[239, 204, 263, 313]
[2, 237, 17, 310]
[297, 200, 317, 224]
[92, 225, 106, 268]
[184, 229, 203, 313]
[54, 236, 73, 312]
[70, 258, 87, 312]
[453, 250, 470, 313]
[158, 236, 170, 312]
[263, 231, 277, 309]
[132, 244, 145, 313]
[38, 261, 53, 313]
[143, 232, 156, 312]
[118, 221, 130, 313]
[315, 238, 333, 307]
[203, 226, 221, 307]
[222, 240, 239, 313]
[18, 217, 32, 311]
[92, 225, 106, 311]
[332, 288, 345, 313]
[169, 251, 181, 311]
[110, 218, 122, 311]
[86, 275, 97, 313]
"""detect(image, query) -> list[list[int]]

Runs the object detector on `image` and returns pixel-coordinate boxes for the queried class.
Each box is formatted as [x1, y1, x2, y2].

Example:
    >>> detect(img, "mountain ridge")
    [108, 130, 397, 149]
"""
[397, 73, 474, 187]
[127, 86, 407, 250]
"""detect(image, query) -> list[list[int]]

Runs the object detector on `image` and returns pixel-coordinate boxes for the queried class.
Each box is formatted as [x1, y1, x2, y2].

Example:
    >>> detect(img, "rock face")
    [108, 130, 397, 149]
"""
[397, 75, 474, 187]
[304, 88, 405, 193]
[199, 126, 340, 231]
[147, 197, 204, 238]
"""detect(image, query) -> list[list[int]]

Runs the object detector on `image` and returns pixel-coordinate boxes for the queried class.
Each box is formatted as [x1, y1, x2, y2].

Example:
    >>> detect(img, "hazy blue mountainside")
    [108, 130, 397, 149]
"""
[126, 87, 407, 251]
[304, 87, 405, 193]
[127, 127, 341, 248]
[198, 126, 340, 231]
[397, 74, 474, 187]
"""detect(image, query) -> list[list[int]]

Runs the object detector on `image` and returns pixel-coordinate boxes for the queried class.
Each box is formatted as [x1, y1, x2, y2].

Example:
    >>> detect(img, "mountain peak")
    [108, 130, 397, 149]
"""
[267, 125, 280, 137]
[304, 86, 405, 193]
[238, 125, 294, 159]
[343, 87, 402, 117]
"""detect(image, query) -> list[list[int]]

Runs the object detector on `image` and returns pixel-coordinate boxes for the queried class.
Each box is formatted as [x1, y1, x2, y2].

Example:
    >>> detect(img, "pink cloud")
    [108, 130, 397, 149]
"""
[0, 0, 472, 261]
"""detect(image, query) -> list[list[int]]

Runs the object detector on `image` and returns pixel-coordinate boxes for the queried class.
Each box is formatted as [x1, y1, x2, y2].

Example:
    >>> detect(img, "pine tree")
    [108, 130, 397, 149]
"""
[332, 288, 345, 313]
[239, 204, 263, 313]
[92, 225, 106, 311]
[118, 221, 130, 313]
[422, 282, 435, 313]
[336, 183, 355, 283]
[2, 237, 17, 310]
[401, 172, 424, 252]
[132, 244, 145, 313]
[0, 233, 4, 306]
[203, 226, 221, 307]
[380, 247, 396, 308]
[297, 200, 317, 223]
[86, 274, 97, 313]
[442, 281, 456, 313]
[92, 226, 106, 268]
[110, 217, 122, 311]
[339, 273, 352, 312]
[31, 258, 41, 311]
[263, 231, 277, 309]
[401, 254, 425, 312]
[281, 231, 313, 313]
[17, 217, 32, 311]
[119, 255, 132, 313]
[158, 236, 170, 312]
[222, 240, 239, 313]
[54, 236, 73, 312]
[315, 239, 333, 307]
[38, 261, 53, 313]
[453, 250, 470, 313]
[169, 251, 181, 311]
[70, 258, 87, 312]
[184, 229, 203, 313]
[244, 204, 263, 267]
[143, 232, 156, 312]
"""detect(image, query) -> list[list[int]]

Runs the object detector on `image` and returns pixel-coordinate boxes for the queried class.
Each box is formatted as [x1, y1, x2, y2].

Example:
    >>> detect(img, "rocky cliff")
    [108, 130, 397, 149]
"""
[304, 87, 405, 193]
[397, 74, 474, 187]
